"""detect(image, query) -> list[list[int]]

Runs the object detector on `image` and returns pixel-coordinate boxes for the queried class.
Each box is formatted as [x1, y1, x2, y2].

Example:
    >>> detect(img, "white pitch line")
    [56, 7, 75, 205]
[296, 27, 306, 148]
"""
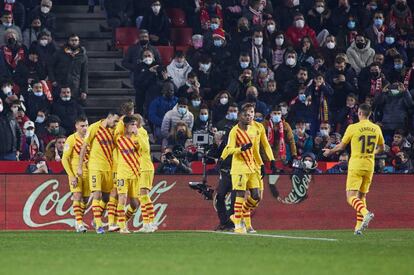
[205, 231, 338, 242]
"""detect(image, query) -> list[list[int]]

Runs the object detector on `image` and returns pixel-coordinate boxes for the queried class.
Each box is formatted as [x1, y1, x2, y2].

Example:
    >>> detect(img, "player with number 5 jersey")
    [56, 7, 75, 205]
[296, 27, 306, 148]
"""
[323, 104, 385, 235]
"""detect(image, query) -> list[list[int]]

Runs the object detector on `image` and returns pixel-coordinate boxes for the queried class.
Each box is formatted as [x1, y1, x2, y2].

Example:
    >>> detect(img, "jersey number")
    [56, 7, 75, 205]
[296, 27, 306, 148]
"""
[359, 135, 376, 154]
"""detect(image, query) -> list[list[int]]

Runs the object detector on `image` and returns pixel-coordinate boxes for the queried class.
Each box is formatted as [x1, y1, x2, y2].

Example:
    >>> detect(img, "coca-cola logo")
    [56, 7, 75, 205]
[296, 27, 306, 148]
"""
[23, 179, 176, 228]
[269, 174, 312, 204]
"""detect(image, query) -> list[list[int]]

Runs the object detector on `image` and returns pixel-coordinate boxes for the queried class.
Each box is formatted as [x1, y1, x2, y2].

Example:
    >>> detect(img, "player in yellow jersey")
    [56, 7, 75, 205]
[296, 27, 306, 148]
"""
[323, 104, 385, 235]
[62, 116, 90, 233]
[107, 100, 136, 232]
[115, 115, 141, 234]
[135, 114, 157, 233]
[77, 110, 120, 234]
[221, 103, 275, 234]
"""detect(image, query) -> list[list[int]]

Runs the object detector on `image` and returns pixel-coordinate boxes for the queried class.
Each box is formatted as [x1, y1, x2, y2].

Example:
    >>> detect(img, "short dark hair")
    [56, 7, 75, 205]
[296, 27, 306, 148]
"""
[68, 33, 79, 40]
[107, 110, 120, 117]
[228, 102, 238, 109]
[123, 115, 139, 125]
[47, 115, 61, 126]
[272, 105, 281, 112]
[178, 97, 188, 106]
[174, 50, 185, 58]
[347, 93, 358, 101]
[240, 102, 255, 113]
[75, 115, 88, 123]
[394, 129, 406, 137]
[358, 103, 371, 117]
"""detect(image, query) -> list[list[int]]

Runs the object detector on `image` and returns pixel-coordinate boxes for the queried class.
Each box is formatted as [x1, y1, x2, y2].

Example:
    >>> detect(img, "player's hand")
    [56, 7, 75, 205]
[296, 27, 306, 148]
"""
[260, 165, 266, 179]
[70, 177, 78, 188]
[241, 143, 252, 151]
[322, 148, 331, 157]
[270, 160, 278, 174]
[76, 166, 83, 177]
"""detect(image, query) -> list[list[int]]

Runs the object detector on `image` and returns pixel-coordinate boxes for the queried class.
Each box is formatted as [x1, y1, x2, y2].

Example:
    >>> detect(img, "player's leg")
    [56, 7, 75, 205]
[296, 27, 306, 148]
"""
[231, 174, 248, 234]
[241, 173, 262, 233]
[137, 171, 157, 232]
[116, 178, 129, 234]
[89, 171, 104, 233]
[72, 192, 85, 232]
[107, 172, 119, 230]
[358, 171, 374, 230]
[125, 197, 139, 224]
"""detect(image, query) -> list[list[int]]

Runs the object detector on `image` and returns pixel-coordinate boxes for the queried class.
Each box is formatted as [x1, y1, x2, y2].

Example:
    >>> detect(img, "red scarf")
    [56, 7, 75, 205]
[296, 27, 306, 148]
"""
[267, 120, 286, 159]
[370, 77, 383, 96]
[249, 6, 262, 25]
[315, 86, 328, 123]
[41, 80, 53, 102]
[404, 68, 413, 90]
[3, 46, 25, 69]
[4, 2, 13, 12]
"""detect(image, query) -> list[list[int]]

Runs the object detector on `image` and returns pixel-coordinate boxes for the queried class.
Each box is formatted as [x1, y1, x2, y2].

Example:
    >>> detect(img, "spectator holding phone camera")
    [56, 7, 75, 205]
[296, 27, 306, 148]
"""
[156, 146, 192, 174]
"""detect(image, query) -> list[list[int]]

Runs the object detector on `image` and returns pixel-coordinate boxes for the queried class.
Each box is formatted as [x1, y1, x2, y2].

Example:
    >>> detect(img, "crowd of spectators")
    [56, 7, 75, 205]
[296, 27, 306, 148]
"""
[1, 0, 414, 175]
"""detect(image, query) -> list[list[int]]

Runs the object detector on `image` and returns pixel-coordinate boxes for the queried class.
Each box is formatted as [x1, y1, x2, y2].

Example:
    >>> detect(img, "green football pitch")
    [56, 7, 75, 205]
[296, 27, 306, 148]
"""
[0, 230, 413, 275]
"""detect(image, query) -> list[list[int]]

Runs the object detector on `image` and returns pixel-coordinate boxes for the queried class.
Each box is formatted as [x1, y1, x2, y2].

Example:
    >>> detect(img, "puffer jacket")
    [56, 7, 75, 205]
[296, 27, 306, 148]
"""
[166, 60, 192, 89]
[346, 40, 375, 74]
[161, 104, 194, 138]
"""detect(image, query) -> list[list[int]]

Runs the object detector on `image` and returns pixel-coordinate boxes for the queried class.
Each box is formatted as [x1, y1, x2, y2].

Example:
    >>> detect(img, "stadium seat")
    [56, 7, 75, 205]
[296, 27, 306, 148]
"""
[175, 45, 190, 53]
[156, 46, 175, 65]
[115, 27, 139, 49]
[166, 8, 187, 28]
[170, 27, 193, 46]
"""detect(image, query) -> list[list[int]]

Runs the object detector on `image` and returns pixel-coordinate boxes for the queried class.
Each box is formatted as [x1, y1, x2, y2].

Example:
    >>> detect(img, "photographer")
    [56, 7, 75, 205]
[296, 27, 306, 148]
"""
[156, 146, 192, 175]
[394, 151, 414, 174]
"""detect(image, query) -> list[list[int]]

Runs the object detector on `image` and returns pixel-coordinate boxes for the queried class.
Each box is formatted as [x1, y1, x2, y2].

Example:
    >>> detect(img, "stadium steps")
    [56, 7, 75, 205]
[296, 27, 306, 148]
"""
[54, 4, 133, 120]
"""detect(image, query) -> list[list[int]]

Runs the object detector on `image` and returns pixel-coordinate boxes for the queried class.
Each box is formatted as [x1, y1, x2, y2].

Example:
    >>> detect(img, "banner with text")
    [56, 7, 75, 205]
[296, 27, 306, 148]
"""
[0, 175, 413, 230]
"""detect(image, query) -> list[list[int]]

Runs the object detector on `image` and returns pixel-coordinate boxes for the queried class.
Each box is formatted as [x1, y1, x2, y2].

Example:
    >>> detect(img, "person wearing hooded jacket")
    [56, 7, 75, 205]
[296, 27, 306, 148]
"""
[140, 0, 170, 46]
[346, 34, 375, 74]
[161, 97, 194, 139]
[166, 51, 192, 90]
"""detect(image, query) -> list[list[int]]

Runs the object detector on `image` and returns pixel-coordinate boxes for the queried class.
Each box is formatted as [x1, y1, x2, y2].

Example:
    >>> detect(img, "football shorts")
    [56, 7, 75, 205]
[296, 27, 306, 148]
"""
[138, 171, 154, 190]
[89, 170, 114, 193]
[346, 169, 374, 193]
[116, 177, 139, 198]
[69, 174, 90, 197]
[231, 172, 261, 191]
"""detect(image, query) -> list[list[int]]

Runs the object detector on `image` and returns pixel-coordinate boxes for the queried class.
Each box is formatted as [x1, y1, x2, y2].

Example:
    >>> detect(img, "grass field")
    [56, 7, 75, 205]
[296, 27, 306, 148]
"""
[0, 230, 413, 275]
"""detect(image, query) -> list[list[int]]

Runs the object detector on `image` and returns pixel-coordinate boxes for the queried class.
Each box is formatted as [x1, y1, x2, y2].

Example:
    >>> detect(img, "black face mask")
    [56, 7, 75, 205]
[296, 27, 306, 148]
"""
[177, 131, 186, 139]
[370, 71, 380, 79]
[355, 42, 365, 49]
[246, 94, 257, 101]
[7, 37, 16, 46]
[397, 3, 406, 11]
[139, 40, 149, 46]
[239, 26, 249, 33]
[33, 26, 41, 32]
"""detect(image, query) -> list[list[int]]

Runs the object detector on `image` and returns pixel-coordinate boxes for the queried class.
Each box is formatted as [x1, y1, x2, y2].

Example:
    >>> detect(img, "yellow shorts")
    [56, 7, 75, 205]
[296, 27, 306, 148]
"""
[69, 175, 90, 197]
[116, 177, 139, 198]
[231, 172, 261, 191]
[138, 170, 154, 190]
[89, 170, 114, 193]
[346, 169, 374, 193]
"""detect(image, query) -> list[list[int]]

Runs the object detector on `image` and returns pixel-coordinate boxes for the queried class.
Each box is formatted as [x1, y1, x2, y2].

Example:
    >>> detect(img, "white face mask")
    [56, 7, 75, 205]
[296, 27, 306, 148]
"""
[200, 63, 211, 72]
[25, 129, 35, 137]
[267, 24, 276, 33]
[315, 7, 325, 14]
[295, 19, 305, 28]
[304, 160, 313, 169]
[254, 37, 263, 46]
[152, 5, 161, 14]
[143, 57, 153, 65]
[35, 116, 45, 123]
[191, 100, 201, 107]
[220, 97, 228, 105]
[41, 6, 50, 13]
[286, 57, 296, 66]
[39, 39, 48, 46]
[61, 96, 71, 101]
[11, 106, 18, 113]
[0, 104, 3, 112]
[320, 129, 329, 137]
[281, 106, 288, 115]
[275, 38, 284, 46]
[326, 42, 335, 49]
[2, 86, 12, 95]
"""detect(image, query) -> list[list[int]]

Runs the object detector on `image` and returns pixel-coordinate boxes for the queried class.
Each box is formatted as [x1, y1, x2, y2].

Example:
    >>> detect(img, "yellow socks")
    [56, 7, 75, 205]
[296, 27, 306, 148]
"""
[125, 205, 137, 221]
[116, 204, 126, 229]
[139, 195, 151, 224]
[80, 201, 87, 216]
[241, 196, 258, 228]
[233, 197, 244, 226]
[355, 198, 367, 230]
[348, 196, 369, 216]
[73, 201, 83, 226]
[92, 199, 103, 228]
[107, 197, 118, 225]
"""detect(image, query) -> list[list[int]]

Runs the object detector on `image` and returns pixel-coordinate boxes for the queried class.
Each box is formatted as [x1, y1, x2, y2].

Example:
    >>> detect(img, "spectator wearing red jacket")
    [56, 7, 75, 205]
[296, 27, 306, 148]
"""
[286, 13, 319, 49]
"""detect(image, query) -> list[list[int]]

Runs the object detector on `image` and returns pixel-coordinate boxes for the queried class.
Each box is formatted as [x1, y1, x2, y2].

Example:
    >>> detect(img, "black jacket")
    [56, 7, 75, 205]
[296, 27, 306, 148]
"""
[24, 92, 50, 121]
[13, 60, 47, 91]
[0, 112, 21, 154]
[29, 6, 56, 33]
[140, 8, 171, 45]
[51, 98, 85, 132]
[48, 46, 88, 97]
[122, 43, 161, 71]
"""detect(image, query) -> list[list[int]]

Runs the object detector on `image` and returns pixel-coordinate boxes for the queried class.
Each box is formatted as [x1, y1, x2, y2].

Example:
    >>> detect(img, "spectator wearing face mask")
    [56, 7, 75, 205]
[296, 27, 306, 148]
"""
[0, 79, 19, 107]
[320, 35, 344, 68]
[393, 151, 414, 174]
[23, 80, 49, 121]
[263, 19, 277, 47]
[176, 71, 200, 100]
[14, 48, 47, 91]
[274, 49, 299, 90]
[48, 34, 88, 102]
[44, 134, 65, 162]
[286, 13, 318, 48]
[202, 13, 222, 51]
[208, 28, 233, 72]
[216, 103, 238, 131]
[335, 93, 358, 135]
[271, 31, 289, 70]
[358, 62, 389, 102]
[240, 28, 272, 69]
[194, 54, 223, 100]
[227, 67, 254, 102]
[140, 0, 170, 46]
[29, 0, 56, 33]
[306, 0, 331, 44]
[239, 85, 269, 116]
[167, 51, 192, 90]
[188, 93, 204, 118]
[346, 33, 375, 74]
[292, 119, 313, 159]
[253, 59, 274, 93]
[1, 28, 27, 76]
[0, 10, 23, 45]
[211, 91, 232, 125]
[34, 109, 47, 137]
[327, 151, 349, 174]
[148, 80, 177, 142]
[282, 67, 309, 103]
[186, 34, 206, 69]
[287, 89, 313, 127]
[313, 121, 331, 160]
[263, 105, 297, 163]
[373, 82, 414, 141]
[296, 35, 317, 69]
[193, 104, 210, 132]
[22, 16, 42, 48]
[387, 0, 413, 31]
[0, 97, 21, 160]
[20, 120, 44, 160]
[385, 55, 408, 84]
[31, 30, 57, 71]
[227, 52, 252, 83]
[51, 87, 84, 133]
[38, 114, 65, 147]
[229, 17, 251, 56]
[122, 29, 162, 73]
[375, 29, 408, 64]
[365, 10, 387, 48]
[161, 97, 194, 139]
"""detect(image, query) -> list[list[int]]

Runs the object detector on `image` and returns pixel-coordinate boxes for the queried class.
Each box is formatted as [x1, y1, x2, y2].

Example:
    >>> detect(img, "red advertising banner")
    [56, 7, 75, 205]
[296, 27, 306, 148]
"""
[0, 175, 413, 230]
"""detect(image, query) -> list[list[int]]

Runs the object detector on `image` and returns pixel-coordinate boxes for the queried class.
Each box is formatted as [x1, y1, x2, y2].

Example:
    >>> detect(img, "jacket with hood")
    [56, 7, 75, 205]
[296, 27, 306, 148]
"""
[161, 104, 194, 138]
[346, 40, 375, 74]
[166, 60, 192, 89]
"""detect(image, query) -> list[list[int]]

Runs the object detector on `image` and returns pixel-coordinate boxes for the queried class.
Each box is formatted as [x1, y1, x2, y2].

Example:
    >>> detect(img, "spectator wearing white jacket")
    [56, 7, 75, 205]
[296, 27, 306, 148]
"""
[346, 34, 375, 75]
[161, 97, 194, 140]
[166, 51, 192, 89]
